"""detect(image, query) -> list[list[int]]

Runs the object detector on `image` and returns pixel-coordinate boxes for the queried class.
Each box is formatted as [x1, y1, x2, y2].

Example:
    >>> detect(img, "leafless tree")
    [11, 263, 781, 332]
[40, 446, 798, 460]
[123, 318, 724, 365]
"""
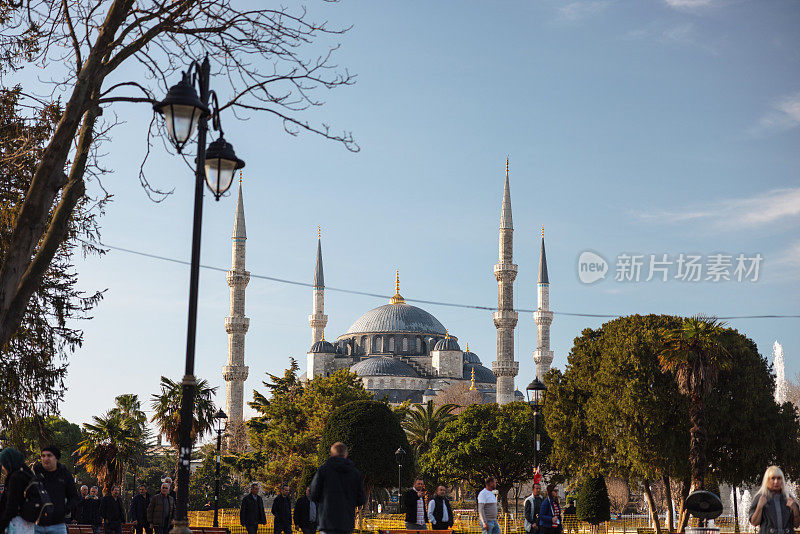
[434, 381, 484, 413]
[0, 0, 357, 351]
[606, 476, 630, 514]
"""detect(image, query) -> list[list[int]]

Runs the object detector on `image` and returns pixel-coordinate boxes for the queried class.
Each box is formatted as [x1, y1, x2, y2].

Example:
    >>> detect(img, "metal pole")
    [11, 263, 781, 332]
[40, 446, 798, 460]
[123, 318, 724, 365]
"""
[172, 54, 211, 534]
[533, 409, 539, 470]
[213, 429, 222, 527]
[398, 463, 402, 498]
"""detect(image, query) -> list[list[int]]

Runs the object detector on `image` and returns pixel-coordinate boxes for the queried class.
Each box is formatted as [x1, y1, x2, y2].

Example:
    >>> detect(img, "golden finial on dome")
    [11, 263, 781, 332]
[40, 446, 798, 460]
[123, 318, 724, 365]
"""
[445, 330, 450, 339]
[469, 367, 476, 391]
[390, 269, 405, 304]
[465, 342, 469, 352]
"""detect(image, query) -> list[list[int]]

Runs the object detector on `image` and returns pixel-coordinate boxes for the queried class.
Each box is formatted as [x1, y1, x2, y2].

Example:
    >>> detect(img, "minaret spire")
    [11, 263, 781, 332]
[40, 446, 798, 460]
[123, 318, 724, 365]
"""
[533, 227, 554, 379]
[223, 179, 250, 438]
[309, 227, 328, 343]
[492, 158, 519, 404]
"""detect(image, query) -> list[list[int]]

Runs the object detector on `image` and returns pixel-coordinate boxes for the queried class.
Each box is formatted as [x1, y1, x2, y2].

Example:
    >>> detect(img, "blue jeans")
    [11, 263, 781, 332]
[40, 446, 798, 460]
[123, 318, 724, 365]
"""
[35, 524, 67, 534]
[483, 521, 501, 534]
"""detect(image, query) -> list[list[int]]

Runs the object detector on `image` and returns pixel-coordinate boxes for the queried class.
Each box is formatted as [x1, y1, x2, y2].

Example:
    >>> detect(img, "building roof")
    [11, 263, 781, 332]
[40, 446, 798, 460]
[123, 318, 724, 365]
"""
[343, 303, 447, 336]
[350, 356, 420, 377]
[314, 234, 324, 289]
[463, 350, 481, 364]
[500, 158, 513, 230]
[464, 363, 496, 383]
[309, 339, 335, 354]
[539, 233, 549, 284]
[434, 336, 461, 352]
[233, 182, 246, 239]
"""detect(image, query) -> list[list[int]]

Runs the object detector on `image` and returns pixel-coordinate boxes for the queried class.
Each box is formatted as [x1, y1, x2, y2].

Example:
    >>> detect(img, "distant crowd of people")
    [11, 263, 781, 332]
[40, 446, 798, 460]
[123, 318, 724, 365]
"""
[0, 446, 177, 534]
[1, 442, 798, 534]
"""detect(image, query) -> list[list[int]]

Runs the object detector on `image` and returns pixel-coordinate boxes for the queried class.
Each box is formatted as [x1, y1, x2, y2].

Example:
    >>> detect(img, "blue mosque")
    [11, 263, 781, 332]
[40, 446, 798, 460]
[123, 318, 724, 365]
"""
[221, 161, 554, 425]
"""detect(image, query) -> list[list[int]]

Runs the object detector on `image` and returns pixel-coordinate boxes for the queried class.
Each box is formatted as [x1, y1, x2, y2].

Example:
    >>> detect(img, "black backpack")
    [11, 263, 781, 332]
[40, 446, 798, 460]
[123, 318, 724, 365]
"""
[20, 469, 54, 525]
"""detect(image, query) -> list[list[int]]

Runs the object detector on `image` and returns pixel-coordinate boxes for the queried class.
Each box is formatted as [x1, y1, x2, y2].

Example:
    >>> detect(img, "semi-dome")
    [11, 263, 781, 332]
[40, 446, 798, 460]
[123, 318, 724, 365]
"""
[434, 337, 460, 351]
[351, 356, 420, 377]
[344, 303, 447, 336]
[309, 339, 335, 353]
[463, 350, 481, 364]
[464, 363, 496, 383]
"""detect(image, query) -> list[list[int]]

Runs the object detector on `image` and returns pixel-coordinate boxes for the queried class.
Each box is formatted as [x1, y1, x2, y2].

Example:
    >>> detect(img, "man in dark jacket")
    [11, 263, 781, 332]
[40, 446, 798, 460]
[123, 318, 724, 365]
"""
[86, 487, 103, 534]
[524, 483, 543, 534]
[32, 445, 81, 534]
[240, 483, 267, 534]
[309, 442, 365, 534]
[146, 483, 175, 534]
[129, 485, 151, 534]
[293, 487, 317, 534]
[427, 486, 453, 530]
[74, 486, 90, 524]
[271, 484, 292, 534]
[403, 477, 427, 530]
[99, 485, 126, 534]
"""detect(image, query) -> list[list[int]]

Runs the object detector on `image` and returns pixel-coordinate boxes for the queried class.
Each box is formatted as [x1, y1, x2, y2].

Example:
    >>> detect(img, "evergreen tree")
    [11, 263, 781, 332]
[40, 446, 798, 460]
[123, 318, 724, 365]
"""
[576, 475, 611, 528]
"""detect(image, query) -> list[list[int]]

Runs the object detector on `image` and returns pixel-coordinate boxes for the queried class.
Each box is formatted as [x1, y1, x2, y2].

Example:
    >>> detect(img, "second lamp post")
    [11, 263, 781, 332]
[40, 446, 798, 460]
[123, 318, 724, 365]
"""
[526, 378, 547, 470]
[153, 55, 245, 534]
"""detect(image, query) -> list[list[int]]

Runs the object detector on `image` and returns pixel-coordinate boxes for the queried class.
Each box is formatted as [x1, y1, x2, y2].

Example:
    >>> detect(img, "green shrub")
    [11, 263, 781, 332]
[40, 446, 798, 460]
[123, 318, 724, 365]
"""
[576, 475, 611, 525]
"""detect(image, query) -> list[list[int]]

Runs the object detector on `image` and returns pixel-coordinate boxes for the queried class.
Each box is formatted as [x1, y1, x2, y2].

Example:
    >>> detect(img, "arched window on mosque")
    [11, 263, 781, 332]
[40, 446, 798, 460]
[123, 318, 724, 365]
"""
[388, 337, 395, 352]
[374, 336, 382, 353]
[362, 336, 368, 353]
[416, 337, 421, 353]
[402, 337, 408, 352]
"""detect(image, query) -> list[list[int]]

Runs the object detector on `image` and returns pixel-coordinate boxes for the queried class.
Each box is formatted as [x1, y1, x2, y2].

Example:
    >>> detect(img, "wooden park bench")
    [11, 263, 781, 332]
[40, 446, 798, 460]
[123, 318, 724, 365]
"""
[193, 527, 230, 534]
[636, 528, 655, 534]
[67, 526, 95, 534]
[382, 530, 452, 534]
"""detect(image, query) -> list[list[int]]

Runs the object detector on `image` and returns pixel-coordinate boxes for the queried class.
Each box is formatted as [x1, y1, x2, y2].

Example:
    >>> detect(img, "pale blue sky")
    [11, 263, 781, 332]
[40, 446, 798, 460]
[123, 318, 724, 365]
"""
[17, 0, 800, 428]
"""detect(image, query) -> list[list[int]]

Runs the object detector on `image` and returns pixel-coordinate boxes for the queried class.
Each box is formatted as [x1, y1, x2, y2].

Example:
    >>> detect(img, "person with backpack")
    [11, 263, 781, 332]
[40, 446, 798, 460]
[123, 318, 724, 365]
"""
[99, 486, 126, 534]
[32, 445, 80, 534]
[0, 447, 38, 534]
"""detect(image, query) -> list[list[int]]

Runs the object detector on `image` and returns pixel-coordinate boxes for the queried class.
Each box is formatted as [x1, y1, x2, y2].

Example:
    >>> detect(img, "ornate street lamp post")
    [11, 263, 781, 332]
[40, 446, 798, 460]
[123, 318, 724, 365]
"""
[526, 378, 547, 471]
[153, 55, 245, 534]
[212, 409, 228, 528]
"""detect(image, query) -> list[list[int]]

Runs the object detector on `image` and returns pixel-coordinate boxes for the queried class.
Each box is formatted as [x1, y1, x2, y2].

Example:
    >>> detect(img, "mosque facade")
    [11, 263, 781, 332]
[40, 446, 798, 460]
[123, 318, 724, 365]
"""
[222, 163, 554, 426]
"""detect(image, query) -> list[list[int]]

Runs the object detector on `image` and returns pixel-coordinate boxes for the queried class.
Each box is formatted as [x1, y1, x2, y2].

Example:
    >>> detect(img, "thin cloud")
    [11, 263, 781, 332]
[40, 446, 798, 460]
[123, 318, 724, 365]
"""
[749, 92, 800, 136]
[774, 241, 800, 267]
[636, 187, 800, 228]
[665, 0, 715, 9]
[557, 1, 612, 22]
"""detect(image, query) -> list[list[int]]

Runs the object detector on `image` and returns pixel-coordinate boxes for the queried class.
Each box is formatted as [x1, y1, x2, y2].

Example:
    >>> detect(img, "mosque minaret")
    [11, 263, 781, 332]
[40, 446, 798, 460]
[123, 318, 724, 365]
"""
[533, 228, 554, 379]
[308, 228, 328, 344]
[492, 158, 520, 405]
[222, 179, 250, 427]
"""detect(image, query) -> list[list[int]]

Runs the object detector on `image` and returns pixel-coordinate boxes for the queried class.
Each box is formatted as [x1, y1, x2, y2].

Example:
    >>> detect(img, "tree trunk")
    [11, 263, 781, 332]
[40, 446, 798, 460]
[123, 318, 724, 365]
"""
[688, 394, 706, 493]
[663, 476, 674, 533]
[643, 480, 663, 534]
[499, 484, 511, 518]
[677, 474, 691, 533]
[733, 487, 739, 533]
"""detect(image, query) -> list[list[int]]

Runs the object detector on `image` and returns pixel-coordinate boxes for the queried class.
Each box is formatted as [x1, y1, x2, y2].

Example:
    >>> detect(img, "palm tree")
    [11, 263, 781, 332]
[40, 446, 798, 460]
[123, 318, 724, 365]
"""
[150, 376, 217, 476]
[76, 411, 142, 494]
[659, 315, 732, 494]
[402, 400, 457, 457]
[109, 394, 149, 494]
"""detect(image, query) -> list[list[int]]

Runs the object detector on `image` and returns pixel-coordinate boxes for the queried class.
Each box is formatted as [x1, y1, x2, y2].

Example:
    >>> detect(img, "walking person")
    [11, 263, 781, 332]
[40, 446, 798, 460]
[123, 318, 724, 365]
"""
[146, 483, 175, 534]
[478, 477, 500, 534]
[539, 484, 562, 534]
[129, 485, 151, 534]
[427, 486, 453, 531]
[32, 446, 81, 534]
[0, 447, 36, 534]
[749, 466, 800, 532]
[403, 478, 428, 530]
[239, 483, 267, 534]
[524, 483, 543, 534]
[99, 486, 125, 534]
[271, 484, 292, 534]
[309, 442, 366, 534]
[293, 487, 317, 534]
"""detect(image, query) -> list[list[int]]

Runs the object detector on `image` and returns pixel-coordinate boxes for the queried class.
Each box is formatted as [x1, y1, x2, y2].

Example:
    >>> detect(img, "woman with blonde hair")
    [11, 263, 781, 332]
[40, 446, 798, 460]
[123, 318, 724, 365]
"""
[749, 465, 800, 532]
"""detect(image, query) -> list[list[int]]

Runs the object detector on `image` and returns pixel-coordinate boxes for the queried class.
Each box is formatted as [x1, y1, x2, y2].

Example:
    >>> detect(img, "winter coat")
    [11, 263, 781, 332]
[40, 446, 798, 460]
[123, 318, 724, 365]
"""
[293, 496, 317, 531]
[271, 495, 292, 527]
[146, 494, 175, 528]
[31, 462, 80, 526]
[129, 494, 151, 525]
[403, 489, 427, 525]
[524, 495, 543, 532]
[239, 494, 266, 527]
[0, 468, 32, 532]
[309, 456, 365, 533]
[99, 495, 126, 525]
[749, 492, 797, 534]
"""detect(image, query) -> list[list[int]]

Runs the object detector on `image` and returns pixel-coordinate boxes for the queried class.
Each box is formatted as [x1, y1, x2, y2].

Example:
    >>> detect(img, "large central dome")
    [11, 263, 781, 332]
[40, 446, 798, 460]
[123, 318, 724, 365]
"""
[344, 303, 447, 335]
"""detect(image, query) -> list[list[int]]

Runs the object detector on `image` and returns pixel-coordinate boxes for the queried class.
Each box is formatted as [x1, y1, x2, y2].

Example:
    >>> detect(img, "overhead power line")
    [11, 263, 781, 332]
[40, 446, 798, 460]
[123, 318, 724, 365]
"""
[77, 238, 800, 320]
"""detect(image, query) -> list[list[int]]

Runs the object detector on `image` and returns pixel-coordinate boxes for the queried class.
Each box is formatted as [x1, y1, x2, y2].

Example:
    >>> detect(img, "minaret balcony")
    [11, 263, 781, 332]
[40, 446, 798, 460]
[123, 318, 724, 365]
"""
[222, 364, 249, 382]
[493, 310, 519, 328]
[225, 316, 250, 333]
[491, 360, 519, 376]
[493, 262, 518, 276]
[533, 310, 554, 326]
[226, 270, 251, 287]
